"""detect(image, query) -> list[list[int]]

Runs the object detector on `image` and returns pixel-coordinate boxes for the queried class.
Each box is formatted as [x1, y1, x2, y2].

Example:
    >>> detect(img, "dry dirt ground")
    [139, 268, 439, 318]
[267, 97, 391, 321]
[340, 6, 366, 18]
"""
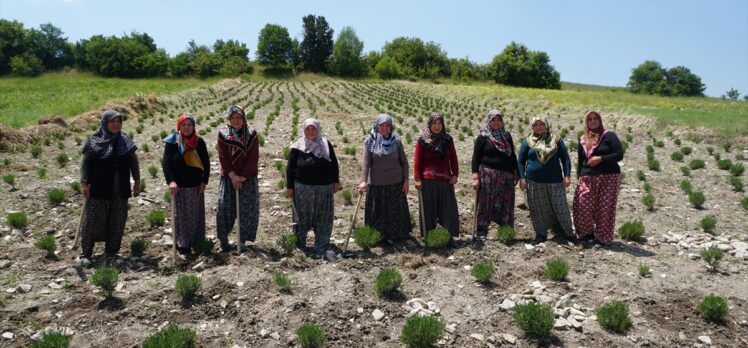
[0, 79, 747, 347]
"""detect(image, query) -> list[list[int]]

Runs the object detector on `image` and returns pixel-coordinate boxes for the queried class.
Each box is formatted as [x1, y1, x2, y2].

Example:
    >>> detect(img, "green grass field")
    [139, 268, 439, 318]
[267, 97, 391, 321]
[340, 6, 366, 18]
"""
[0, 71, 215, 128]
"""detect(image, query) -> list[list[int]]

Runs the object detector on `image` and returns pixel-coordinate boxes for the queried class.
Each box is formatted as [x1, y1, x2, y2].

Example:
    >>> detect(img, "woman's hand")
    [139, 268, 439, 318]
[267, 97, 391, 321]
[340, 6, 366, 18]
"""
[414, 178, 422, 190]
[449, 176, 458, 185]
[563, 176, 571, 188]
[229, 172, 245, 190]
[519, 179, 527, 191]
[402, 179, 409, 195]
[81, 182, 90, 199]
[198, 182, 206, 195]
[587, 156, 603, 167]
[471, 175, 479, 191]
[286, 188, 294, 198]
[133, 181, 141, 197]
[333, 182, 341, 193]
[357, 181, 368, 194]
[169, 181, 179, 196]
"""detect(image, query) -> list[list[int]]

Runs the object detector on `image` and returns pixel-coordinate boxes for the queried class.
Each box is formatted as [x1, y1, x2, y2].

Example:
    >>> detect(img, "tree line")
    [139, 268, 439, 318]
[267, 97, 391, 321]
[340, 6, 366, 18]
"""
[1, 16, 731, 97]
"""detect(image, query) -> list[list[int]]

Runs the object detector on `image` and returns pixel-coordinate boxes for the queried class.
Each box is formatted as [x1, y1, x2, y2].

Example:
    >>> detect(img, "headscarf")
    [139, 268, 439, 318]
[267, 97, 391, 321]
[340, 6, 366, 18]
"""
[82, 109, 137, 160]
[163, 114, 203, 171]
[418, 112, 453, 159]
[580, 110, 607, 159]
[218, 105, 257, 164]
[364, 114, 398, 156]
[291, 118, 331, 161]
[526, 116, 560, 165]
[479, 109, 512, 157]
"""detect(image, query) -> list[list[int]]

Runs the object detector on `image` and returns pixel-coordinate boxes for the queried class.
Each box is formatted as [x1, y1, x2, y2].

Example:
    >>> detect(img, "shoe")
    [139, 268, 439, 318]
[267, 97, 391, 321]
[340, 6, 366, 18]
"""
[447, 239, 458, 248]
[533, 236, 548, 245]
[566, 235, 580, 245]
[219, 243, 232, 253]
[79, 257, 92, 267]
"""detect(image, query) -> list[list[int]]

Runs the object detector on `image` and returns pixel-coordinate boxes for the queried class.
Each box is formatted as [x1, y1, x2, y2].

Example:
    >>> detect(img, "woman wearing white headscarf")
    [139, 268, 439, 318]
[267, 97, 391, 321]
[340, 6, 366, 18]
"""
[286, 118, 340, 256]
[358, 114, 411, 243]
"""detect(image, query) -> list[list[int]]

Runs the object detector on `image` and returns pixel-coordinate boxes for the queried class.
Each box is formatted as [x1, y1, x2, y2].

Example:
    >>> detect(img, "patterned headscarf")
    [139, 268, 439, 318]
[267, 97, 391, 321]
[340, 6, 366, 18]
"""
[218, 105, 256, 164]
[82, 109, 137, 160]
[291, 118, 331, 161]
[418, 112, 453, 159]
[163, 114, 203, 170]
[526, 116, 559, 165]
[479, 109, 512, 156]
[581, 110, 607, 158]
[364, 114, 398, 156]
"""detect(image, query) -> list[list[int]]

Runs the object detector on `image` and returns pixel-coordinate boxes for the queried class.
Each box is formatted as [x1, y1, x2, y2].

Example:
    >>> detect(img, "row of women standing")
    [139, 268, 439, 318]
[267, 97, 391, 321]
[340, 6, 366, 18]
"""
[77, 107, 623, 264]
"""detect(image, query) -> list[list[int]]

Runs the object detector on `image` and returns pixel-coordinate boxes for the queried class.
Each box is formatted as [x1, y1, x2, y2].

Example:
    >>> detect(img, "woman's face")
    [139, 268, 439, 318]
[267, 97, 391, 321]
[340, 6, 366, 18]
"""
[377, 122, 391, 137]
[106, 116, 122, 134]
[229, 113, 244, 129]
[587, 114, 601, 129]
[429, 119, 444, 134]
[304, 125, 318, 139]
[532, 120, 546, 135]
[180, 120, 194, 136]
[489, 116, 502, 130]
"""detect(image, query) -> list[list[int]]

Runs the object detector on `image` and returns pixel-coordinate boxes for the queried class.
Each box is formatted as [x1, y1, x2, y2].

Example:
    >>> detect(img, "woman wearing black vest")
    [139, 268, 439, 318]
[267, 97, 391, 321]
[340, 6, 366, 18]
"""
[79, 109, 140, 266]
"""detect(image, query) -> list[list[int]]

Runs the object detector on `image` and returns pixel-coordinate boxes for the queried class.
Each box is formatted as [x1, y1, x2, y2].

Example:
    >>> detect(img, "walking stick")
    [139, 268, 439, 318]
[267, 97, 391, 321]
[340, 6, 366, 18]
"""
[342, 193, 364, 255]
[417, 186, 429, 255]
[472, 187, 480, 238]
[170, 191, 177, 266]
[235, 187, 241, 254]
[71, 199, 87, 251]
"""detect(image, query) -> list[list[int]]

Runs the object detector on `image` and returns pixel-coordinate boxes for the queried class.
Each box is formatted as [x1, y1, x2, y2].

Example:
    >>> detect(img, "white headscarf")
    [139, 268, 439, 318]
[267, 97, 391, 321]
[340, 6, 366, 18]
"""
[291, 118, 330, 161]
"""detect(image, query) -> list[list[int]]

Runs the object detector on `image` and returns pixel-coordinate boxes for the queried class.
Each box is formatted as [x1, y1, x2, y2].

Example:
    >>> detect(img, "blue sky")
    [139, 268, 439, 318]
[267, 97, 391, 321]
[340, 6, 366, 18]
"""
[2, 0, 746, 97]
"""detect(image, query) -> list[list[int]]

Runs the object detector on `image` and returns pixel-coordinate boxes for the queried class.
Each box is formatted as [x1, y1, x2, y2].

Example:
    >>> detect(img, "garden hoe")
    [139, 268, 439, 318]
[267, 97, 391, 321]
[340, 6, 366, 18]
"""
[340, 192, 364, 259]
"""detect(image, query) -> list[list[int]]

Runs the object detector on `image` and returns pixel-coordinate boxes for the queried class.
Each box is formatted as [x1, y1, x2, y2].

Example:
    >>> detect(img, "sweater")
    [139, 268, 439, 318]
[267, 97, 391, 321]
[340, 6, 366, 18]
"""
[216, 134, 259, 178]
[286, 141, 340, 187]
[360, 139, 409, 185]
[162, 138, 210, 188]
[577, 131, 624, 177]
[80, 151, 140, 200]
[517, 139, 571, 183]
[471, 135, 518, 174]
[414, 140, 459, 182]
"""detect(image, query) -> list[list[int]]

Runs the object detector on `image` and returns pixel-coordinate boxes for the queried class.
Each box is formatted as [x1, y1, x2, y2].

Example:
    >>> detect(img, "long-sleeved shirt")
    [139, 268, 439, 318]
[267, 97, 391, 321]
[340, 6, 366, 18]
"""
[577, 131, 624, 177]
[517, 139, 571, 183]
[360, 139, 409, 185]
[162, 138, 210, 188]
[80, 151, 140, 199]
[414, 141, 458, 182]
[216, 134, 259, 178]
[286, 141, 340, 187]
[471, 135, 518, 174]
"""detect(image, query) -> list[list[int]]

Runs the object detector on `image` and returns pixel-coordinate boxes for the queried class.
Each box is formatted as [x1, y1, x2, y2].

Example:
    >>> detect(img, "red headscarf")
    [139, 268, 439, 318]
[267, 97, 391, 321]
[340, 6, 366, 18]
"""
[177, 114, 198, 151]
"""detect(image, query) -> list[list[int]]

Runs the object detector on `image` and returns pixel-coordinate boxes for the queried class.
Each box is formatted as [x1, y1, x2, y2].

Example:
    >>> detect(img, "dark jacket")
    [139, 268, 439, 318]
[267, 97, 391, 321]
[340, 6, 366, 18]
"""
[162, 138, 210, 188]
[81, 152, 140, 200]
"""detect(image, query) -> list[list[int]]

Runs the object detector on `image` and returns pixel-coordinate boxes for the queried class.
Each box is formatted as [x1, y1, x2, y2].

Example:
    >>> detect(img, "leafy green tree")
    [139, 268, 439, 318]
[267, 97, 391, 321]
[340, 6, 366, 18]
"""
[374, 56, 403, 79]
[664, 66, 705, 96]
[450, 57, 488, 81]
[329, 26, 365, 77]
[9, 53, 44, 76]
[256, 24, 294, 70]
[25, 23, 73, 70]
[77, 32, 167, 77]
[363, 50, 381, 75]
[300, 15, 333, 72]
[0, 19, 28, 75]
[628, 60, 704, 97]
[381, 37, 450, 79]
[489, 41, 561, 89]
[724, 88, 740, 100]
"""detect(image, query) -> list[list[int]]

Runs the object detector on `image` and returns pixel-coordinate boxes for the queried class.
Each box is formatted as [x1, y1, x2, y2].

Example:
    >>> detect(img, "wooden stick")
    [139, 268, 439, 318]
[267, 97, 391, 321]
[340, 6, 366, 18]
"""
[343, 193, 364, 254]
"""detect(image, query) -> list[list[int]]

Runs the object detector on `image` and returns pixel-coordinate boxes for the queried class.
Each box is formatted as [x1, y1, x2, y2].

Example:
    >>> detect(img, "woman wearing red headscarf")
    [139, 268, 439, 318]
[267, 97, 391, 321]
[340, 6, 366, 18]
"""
[572, 111, 624, 245]
[162, 114, 210, 255]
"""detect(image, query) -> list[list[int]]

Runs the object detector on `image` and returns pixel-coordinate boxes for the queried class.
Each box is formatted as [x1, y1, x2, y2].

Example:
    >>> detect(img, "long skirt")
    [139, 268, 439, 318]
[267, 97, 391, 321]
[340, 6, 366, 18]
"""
[172, 186, 205, 249]
[572, 174, 621, 245]
[79, 198, 128, 258]
[527, 181, 573, 239]
[419, 179, 459, 238]
[474, 166, 515, 237]
[216, 175, 259, 247]
[365, 182, 412, 241]
[293, 183, 334, 254]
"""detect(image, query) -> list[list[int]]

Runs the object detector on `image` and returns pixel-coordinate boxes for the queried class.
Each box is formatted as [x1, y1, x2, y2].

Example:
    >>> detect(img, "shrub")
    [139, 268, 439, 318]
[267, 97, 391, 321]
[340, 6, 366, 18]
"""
[2, 174, 15, 189]
[400, 315, 445, 347]
[296, 323, 326, 348]
[737, 154, 746, 161]
[670, 151, 684, 162]
[69, 181, 81, 193]
[689, 191, 706, 209]
[680, 166, 691, 176]
[471, 260, 495, 284]
[645, 145, 654, 154]
[276, 233, 297, 255]
[142, 324, 196, 348]
[30, 145, 42, 158]
[716, 159, 733, 170]
[424, 227, 450, 248]
[730, 163, 745, 176]
[496, 225, 517, 245]
[689, 159, 705, 169]
[722, 141, 732, 152]
[273, 271, 292, 292]
[646, 152, 654, 161]
[512, 302, 554, 339]
[730, 177, 744, 192]
[374, 267, 402, 297]
[341, 189, 353, 205]
[680, 180, 693, 194]
[618, 220, 645, 241]
[192, 240, 214, 255]
[130, 239, 149, 257]
[674, 138, 681, 146]
[596, 301, 632, 333]
[643, 182, 652, 193]
[699, 294, 729, 324]
[91, 267, 119, 298]
[163, 191, 171, 203]
[699, 216, 717, 234]
[35, 235, 56, 256]
[56, 153, 69, 168]
[6, 212, 28, 229]
[147, 210, 166, 228]
[636, 170, 646, 181]
[707, 146, 714, 155]
[148, 165, 159, 179]
[647, 159, 660, 171]
[175, 274, 202, 301]
[743, 197, 748, 211]
[31, 331, 72, 348]
[354, 225, 382, 250]
[274, 159, 284, 172]
[680, 146, 693, 155]
[140, 179, 147, 192]
[700, 246, 724, 271]
[713, 152, 721, 161]
[642, 193, 655, 211]
[654, 140, 664, 148]
[48, 188, 66, 204]
[638, 263, 651, 277]
[545, 258, 569, 281]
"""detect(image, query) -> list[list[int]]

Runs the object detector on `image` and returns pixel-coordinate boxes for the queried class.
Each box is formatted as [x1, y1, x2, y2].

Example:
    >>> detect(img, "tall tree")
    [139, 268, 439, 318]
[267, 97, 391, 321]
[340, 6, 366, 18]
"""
[300, 15, 333, 73]
[489, 41, 560, 89]
[329, 26, 365, 77]
[256, 24, 294, 70]
[628, 60, 705, 97]
[381, 37, 450, 79]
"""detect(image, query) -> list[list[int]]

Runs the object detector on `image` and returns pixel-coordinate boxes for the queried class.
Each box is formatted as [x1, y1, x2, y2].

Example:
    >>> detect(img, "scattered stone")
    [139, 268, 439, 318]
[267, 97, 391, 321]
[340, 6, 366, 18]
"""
[270, 332, 280, 340]
[2, 332, 14, 339]
[698, 335, 712, 345]
[554, 317, 571, 330]
[192, 261, 205, 272]
[18, 284, 32, 293]
[499, 299, 515, 311]
[236, 282, 244, 287]
[531, 281, 543, 289]
[524, 244, 535, 250]
[356, 307, 364, 314]
[259, 329, 268, 338]
[566, 316, 582, 330]
[212, 294, 221, 300]
[501, 333, 517, 344]
[47, 282, 62, 290]
[569, 307, 586, 317]
[470, 333, 485, 341]
[372, 309, 385, 321]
